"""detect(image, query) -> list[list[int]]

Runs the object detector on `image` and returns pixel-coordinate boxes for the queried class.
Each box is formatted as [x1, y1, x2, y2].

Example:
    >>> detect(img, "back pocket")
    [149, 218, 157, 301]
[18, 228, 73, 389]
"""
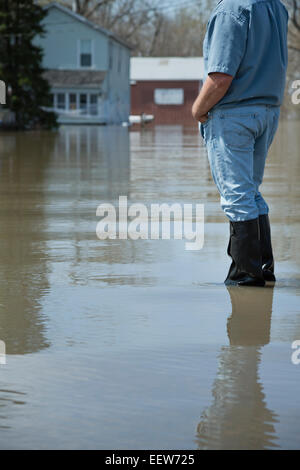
[222, 115, 255, 150]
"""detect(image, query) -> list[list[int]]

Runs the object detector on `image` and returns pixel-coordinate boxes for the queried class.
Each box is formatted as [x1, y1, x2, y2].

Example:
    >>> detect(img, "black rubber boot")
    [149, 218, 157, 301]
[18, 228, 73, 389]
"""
[259, 214, 276, 283]
[225, 218, 265, 287]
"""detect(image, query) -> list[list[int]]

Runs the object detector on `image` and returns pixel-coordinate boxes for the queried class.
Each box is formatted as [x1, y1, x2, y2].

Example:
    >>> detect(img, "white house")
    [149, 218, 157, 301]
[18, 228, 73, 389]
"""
[36, 2, 131, 124]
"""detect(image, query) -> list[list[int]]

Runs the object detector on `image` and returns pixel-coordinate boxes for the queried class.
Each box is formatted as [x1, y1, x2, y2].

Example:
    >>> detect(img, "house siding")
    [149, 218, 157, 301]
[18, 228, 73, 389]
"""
[35, 4, 131, 124]
[40, 7, 109, 71]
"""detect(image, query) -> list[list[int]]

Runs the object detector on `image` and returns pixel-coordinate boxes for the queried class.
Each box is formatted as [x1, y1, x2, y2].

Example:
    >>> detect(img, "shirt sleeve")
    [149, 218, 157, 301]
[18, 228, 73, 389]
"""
[206, 12, 249, 77]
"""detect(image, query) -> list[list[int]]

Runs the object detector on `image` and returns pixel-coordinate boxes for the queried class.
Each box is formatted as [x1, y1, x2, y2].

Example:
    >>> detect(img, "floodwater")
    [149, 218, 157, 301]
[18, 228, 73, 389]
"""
[0, 121, 299, 450]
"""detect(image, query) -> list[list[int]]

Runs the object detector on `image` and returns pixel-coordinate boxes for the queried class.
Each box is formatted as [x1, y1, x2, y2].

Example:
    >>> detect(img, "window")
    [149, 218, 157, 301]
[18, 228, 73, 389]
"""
[69, 93, 77, 110]
[154, 88, 184, 105]
[50, 93, 54, 107]
[80, 94, 87, 114]
[80, 39, 92, 67]
[52, 92, 98, 116]
[57, 93, 66, 110]
[90, 94, 98, 115]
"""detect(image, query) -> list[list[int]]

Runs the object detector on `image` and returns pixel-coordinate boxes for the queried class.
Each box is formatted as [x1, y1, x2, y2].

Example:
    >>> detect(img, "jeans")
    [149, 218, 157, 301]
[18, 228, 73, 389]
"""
[200, 104, 280, 221]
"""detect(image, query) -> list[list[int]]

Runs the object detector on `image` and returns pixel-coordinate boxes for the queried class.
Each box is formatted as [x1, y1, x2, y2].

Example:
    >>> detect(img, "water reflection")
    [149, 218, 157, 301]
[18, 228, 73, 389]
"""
[51, 126, 130, 200]
[129, 125, 212, 203]
[0, 122, 299, 448]
[0, 132, 54, 354]
[47, 126, 154, 285]
[196, 287, 279, 450]
[0, 389, 27, 430]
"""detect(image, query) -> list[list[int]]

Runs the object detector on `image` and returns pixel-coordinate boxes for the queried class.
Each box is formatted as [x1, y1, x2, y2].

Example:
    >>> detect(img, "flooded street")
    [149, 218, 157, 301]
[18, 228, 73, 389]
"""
[0, 122, 300, 449]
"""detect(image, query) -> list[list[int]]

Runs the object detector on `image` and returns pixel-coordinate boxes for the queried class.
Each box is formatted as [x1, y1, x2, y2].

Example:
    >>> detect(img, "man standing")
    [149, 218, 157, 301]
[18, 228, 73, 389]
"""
[192, 0, 288, 287]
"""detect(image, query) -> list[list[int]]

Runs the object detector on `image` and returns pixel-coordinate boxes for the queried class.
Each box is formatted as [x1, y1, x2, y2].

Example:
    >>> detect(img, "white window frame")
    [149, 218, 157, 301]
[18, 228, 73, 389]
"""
[89, 93, 99, 116]
[79, 92, 88, 114]
[52, 91, 99, 116]
[68, 92, 78, 112]
[77, 39, 94, 69]
[56, 92, 66, 110]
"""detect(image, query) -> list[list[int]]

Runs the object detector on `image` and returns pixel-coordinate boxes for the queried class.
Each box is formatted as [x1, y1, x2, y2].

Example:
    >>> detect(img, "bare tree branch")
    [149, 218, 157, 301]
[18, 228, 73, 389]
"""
[85, 0, 114, 20]
[148, 13, 164, 56]
[291, 0, 300, 30]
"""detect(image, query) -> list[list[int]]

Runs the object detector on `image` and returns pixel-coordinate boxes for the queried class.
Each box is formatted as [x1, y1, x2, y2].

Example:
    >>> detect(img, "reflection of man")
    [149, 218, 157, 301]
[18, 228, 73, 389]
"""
[192, 0, 288, 286]
[196, 287, 278, 450]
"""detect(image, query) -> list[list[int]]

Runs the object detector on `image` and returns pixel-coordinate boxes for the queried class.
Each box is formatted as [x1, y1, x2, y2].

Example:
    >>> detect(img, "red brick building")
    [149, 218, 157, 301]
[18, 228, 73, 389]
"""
[130, 57, 204, 126]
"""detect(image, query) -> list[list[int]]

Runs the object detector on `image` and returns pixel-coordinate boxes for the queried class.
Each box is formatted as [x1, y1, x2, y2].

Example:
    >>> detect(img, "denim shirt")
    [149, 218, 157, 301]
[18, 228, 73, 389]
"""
[203, 0, 289, 109]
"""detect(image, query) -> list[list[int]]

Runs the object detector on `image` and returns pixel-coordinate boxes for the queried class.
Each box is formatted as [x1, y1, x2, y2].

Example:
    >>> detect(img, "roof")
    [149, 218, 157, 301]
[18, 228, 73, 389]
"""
[131, 57, 204, 81]
[43, 69, 106, 88]
[44, 2, 132, 50]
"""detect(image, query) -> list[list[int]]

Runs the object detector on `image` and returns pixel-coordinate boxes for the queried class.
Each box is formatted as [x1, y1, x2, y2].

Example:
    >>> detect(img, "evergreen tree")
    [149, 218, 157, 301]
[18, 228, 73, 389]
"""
[0, 0, 58, 129]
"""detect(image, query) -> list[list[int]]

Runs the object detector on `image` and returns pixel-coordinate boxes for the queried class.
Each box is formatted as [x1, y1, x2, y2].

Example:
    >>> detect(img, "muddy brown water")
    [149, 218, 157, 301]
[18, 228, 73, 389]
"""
[0, 122, 299, 449]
